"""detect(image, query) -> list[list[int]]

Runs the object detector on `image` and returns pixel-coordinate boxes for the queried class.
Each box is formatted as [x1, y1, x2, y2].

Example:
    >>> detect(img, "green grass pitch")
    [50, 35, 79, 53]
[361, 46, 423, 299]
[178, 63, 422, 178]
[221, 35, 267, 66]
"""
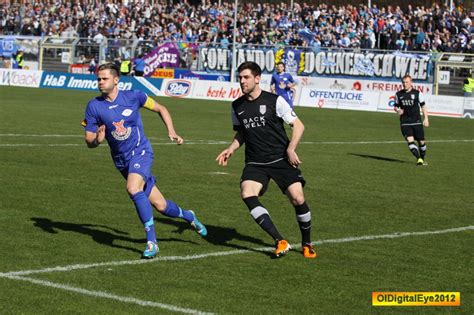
[0, 86, 472, 314]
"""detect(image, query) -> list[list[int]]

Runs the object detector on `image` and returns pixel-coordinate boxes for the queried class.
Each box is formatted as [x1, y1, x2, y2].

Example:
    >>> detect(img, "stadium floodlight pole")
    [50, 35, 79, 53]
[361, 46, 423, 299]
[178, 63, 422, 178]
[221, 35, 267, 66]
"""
[290, 0, 294, 19]
[230, 0, 238, 83]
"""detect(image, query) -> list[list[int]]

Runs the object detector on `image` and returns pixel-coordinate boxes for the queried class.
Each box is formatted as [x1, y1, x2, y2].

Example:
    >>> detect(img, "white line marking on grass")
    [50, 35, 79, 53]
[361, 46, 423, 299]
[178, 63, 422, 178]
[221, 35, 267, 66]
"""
[1, 139, 473, 148]
[208, 172, 229, 175]
[2, 225, 472, 277]
[0, 134, 82, 137]
[2, 274, 213, 315]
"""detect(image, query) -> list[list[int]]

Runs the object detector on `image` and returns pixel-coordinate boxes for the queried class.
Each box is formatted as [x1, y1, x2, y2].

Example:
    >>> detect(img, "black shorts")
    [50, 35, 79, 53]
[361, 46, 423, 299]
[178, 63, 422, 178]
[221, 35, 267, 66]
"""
[240, 159, 306, 196]
[401, 124, 425, 141]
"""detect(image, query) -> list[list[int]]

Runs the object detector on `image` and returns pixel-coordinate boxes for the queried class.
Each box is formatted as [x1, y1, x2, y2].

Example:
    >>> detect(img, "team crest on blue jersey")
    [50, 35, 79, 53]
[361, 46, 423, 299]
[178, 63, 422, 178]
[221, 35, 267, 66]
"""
[121, 109, 133, 117]
[112, 119, 132, 141]
[259, 105, 266, 115]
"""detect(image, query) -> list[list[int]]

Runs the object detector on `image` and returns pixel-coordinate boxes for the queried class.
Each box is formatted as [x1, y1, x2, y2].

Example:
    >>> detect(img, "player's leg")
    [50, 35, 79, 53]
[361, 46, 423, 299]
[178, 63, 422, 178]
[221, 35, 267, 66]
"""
[127, 172, 158, 258]
[241, 178, 287, 252]
[402, 125, 422, 164]
[147, 184, 207, 237]
[285, 182, 316, 258]
[415, 126, 427, 163]
[272, 161, 316, 259]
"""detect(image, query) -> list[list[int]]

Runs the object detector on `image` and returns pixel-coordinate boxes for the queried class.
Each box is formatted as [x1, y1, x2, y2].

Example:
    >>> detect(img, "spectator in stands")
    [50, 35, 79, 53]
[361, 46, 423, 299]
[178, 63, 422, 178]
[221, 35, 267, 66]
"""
[133, 55, 146, 77]
[0, 56, 6, 69]
[88, 57, 96, 74]
[1, 1, 473, 54]
[120, 58, 132, 76]
[15, 50, 24, 69]
[463, 72, 474, 97]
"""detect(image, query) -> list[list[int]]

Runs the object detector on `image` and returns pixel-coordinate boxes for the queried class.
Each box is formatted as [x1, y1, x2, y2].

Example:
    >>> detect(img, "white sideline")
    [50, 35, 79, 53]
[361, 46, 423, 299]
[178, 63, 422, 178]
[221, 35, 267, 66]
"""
[3, 274, 212, 315]
[0, 139, 473, 147]
[1, 225, 472, 314]
[2, 225, 472, 277]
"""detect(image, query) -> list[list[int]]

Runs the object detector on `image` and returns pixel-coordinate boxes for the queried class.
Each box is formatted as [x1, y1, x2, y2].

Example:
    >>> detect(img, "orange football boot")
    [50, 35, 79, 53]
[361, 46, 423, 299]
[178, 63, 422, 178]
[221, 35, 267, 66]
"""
[274, 240, 291, 257]
[302, 244, 317, 259]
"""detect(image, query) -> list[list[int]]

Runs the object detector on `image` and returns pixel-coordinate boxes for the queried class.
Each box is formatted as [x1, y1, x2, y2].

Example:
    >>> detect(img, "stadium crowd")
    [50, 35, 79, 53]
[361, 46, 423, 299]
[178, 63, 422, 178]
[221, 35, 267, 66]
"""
[1, 1, 473, 53]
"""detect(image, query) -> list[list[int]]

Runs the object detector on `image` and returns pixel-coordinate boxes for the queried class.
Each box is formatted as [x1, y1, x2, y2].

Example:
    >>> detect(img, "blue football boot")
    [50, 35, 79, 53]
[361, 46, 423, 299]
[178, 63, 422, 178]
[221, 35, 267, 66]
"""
[142, 241, 158, 259]
[189, 210, 207, 237]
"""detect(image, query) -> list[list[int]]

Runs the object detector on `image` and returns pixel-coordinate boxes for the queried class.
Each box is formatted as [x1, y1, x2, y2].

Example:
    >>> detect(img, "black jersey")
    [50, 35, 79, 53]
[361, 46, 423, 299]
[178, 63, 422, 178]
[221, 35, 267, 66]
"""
[231, 90, 297, 164]
[394, 89, 426, 125]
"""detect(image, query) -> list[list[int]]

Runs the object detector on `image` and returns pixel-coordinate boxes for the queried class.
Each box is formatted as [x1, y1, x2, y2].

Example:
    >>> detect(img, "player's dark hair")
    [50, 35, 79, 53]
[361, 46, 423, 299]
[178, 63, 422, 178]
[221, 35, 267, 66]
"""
[402, 74, 412, 81]
[98, 62, 120, 77]
[237, 61, 262, 77]
[276, 61, 285, 69]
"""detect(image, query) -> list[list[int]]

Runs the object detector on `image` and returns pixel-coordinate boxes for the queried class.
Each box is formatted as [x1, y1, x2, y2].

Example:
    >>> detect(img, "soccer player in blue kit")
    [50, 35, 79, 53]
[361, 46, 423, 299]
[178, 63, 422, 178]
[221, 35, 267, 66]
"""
[82, 63, 207, 259]
[270, 62, 296, 108]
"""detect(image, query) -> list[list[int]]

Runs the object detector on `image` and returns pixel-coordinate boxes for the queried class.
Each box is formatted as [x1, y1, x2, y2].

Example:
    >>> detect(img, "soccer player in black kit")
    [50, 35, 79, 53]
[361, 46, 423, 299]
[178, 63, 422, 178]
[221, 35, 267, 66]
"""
[216, 61, 317, 259]
[394, 74, 430, 166]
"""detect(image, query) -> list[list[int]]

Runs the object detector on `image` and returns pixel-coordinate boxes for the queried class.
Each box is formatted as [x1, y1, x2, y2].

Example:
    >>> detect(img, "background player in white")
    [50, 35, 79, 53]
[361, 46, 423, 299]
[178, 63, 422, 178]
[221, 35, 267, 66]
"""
[82, 63, 206, 259]
[216, 61, 317, 259]
[394, 74, 430, 166]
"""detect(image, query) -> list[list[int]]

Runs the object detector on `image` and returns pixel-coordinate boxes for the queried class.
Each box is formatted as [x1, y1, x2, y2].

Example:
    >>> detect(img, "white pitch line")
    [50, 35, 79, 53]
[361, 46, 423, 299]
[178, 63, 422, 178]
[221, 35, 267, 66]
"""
[2, 225, 472, 277]
[3, 274, 213, 315]
[0, 139, 473, 148]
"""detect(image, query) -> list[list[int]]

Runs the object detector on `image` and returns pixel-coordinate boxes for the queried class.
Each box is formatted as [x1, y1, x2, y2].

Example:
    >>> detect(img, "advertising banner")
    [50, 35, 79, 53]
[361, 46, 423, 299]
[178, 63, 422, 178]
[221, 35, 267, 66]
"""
[296, 76, 433, 94]
[39, 72, 164, 96]
[0, 69, 42, 87]
[162, 79, 193, 98]
[70, 64, 91, 74]
[462, 98, 474, 119]
[150, 68, 175, 79]
[191, 80, 242, 101]
[299, 88, 379, 111]
[143, 43, 181, 77]
[199, 46, 433, 81]
[378, 92, 465, 118]
[174, 69, 230, 81]
[424, 95, 464, 117]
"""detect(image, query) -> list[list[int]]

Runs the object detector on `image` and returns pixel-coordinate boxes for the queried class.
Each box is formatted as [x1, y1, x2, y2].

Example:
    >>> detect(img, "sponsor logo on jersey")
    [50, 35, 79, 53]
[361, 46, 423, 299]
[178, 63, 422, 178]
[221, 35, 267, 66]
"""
[243, 116, 266, 129]
[259, 105, 266, 115]
[165, 80, 191, 97]
[121, 109, 133, 117]
[411, 94, 415, 99]
[111, 119, 132, 141]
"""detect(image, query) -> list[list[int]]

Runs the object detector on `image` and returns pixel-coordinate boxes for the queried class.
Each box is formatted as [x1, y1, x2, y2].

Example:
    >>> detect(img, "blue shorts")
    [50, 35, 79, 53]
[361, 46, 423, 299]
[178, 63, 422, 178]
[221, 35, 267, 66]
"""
[118, 149, 156, 197]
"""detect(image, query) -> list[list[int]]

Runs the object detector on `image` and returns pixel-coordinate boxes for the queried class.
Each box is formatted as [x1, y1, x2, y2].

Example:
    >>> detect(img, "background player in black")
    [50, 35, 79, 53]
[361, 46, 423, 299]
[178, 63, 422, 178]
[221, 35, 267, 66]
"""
[394, 74, 430, 165]
[216, 61, 317, 259]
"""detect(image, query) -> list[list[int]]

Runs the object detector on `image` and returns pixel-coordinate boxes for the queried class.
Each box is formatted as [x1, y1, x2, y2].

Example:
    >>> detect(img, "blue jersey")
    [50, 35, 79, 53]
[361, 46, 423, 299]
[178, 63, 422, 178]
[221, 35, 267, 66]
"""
[271, 72, 295, 106]
[83, 90, 153, 169]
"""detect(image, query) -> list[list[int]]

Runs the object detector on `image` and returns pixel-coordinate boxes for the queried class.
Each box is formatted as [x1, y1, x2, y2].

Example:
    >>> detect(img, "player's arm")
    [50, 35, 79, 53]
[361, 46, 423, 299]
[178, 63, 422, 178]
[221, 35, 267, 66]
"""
[287, 75, 296, 88]
[419, 92, 429, 127]
[84, 125, 105, 148]
[394, 93, 404, 115]
[276, 96, 303, 167]
[143, 97, 183, 144]
[287, 118, 304, 167]
[82, 104, 105, 149]
[216, 131, 244, 166]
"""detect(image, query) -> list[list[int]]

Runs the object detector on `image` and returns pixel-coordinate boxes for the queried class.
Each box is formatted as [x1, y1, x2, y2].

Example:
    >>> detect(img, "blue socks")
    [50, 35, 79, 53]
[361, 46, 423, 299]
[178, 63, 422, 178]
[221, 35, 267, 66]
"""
[131, 191, 156, 243]
[163, 199, 194, 223]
